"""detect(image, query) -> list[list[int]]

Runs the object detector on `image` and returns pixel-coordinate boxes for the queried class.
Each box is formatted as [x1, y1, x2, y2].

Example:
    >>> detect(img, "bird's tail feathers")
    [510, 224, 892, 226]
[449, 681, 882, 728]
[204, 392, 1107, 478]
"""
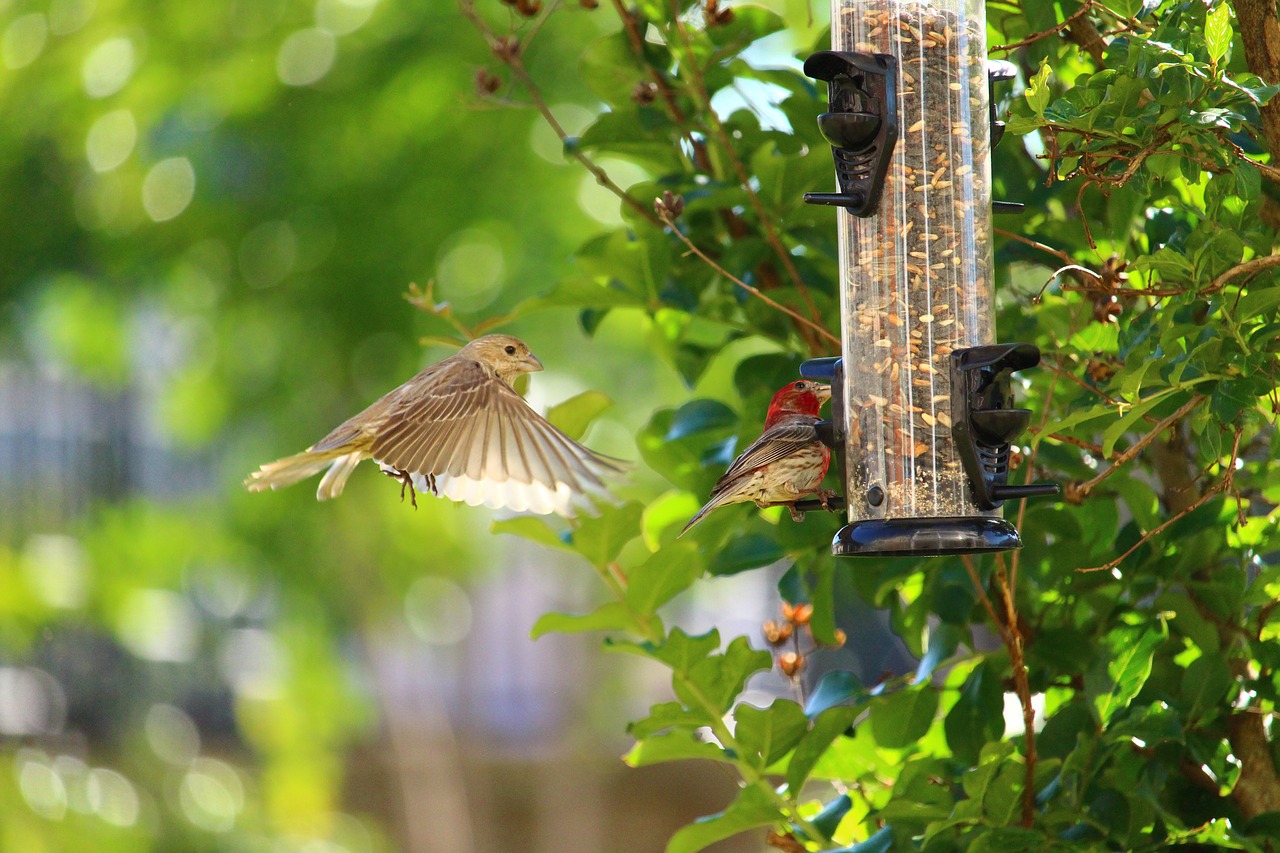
[678, 493, 731, 537]
[244, 449, 358, 495]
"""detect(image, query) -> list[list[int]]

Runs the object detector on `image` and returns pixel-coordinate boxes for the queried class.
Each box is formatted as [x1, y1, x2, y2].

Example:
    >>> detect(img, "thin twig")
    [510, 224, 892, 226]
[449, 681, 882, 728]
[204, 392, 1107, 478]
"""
[993, 555, 1036, 828]
[1079, 428, 1242, 573]
[458, 0, 663, 227]
[656, 208, 840, 347]
[1205, 253, 1280, 296]
[664, 0, 823, 343]
[990, 1, 1096, 53]
[996, 227, 1075, 265]
[1075, 394, 1205, 497]
[961, 556, 1010, 647]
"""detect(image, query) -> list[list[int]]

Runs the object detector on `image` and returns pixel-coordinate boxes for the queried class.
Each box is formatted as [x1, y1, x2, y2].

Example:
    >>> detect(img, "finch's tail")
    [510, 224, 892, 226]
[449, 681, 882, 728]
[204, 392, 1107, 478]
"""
[678, 493, 733, 537]
[244, 449, 364, 499]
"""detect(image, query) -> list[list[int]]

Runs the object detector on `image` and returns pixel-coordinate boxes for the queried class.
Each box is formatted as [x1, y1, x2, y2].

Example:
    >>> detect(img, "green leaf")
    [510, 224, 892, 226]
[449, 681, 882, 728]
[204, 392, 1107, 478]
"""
[571, 500, 645, 568]
[734, 700, 808, 769]
[626, 541, 705, 616]
[870, 685, 939, 749]
[1100, 390, 1181, 457]
[807, 793, 853, 840]
[913, 622, 964, 684]
[1025, 61, 1053, 118]
[530, 601, 639, 639]
[1205, 2, 1232, 66]
[665, 785, 779, 853]
[945, 659, 1006, 765]
[707, 532, 785, 575]
[787, 706, 858, 791]
[491, 516, 572, 552]
[545, 390, 614, 441]
[1235, 282, 1280, 319]
[675, 635, 773, 715]
[1182, 653, 1234, 725]
[624, 730, 730, 767]
[1089, 623, 1166, 726]
[665, 399, 740, 440]
[805, 670, 866, 717]
[629, 701, 713, 738]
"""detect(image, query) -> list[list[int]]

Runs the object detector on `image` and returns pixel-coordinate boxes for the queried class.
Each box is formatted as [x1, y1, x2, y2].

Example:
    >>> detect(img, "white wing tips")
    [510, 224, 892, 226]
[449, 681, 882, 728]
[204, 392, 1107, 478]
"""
[244, 451, 340, 494]
[401, 470, 614, 518]
[316, 452, 364, 501]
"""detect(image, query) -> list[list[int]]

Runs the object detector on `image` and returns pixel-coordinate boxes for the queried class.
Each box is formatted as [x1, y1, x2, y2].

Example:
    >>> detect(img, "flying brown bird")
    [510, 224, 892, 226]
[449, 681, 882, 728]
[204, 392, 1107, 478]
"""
[244, 334, 622, 516]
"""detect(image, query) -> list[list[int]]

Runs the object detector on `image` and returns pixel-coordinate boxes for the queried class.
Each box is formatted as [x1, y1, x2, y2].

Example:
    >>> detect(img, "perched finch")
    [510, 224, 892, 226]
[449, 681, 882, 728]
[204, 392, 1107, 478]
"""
[244, 334, 622, 517]
[679, 380, 834, 536]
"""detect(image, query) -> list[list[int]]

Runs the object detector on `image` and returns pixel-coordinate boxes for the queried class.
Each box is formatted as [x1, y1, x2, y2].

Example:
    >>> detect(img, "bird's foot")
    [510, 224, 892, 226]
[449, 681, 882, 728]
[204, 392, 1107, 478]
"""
[383, 467, 419, 509]
[817, 489, 837, 511]
[788, 504, 806, 522]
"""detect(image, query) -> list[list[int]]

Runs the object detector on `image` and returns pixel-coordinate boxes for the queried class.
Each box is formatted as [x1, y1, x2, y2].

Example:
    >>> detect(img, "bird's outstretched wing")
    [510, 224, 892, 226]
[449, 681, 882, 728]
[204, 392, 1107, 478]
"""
[369, 360, 623, 516]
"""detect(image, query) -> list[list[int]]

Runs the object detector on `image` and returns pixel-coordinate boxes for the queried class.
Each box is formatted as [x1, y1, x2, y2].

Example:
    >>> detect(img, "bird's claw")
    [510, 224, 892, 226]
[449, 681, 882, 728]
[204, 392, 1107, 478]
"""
[788, 504, 806, 522]
[383, 467, 419, 509]
[817, 489, 837, 511]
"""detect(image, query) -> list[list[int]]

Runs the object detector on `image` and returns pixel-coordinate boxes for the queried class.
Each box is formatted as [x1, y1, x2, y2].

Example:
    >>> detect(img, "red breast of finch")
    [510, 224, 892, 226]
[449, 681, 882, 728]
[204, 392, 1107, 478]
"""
[244, 334, 623, 517]
[679, 380, 835, 536]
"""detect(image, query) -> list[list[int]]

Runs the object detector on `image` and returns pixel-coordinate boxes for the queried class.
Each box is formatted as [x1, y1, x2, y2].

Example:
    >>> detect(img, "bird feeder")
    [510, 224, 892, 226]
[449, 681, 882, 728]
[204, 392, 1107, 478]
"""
[800, 0, 1057, 557]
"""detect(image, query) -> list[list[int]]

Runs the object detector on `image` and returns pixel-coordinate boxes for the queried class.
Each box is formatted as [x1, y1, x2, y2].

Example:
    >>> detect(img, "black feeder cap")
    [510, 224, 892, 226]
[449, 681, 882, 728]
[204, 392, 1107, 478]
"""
[833, 517, 1022, 557]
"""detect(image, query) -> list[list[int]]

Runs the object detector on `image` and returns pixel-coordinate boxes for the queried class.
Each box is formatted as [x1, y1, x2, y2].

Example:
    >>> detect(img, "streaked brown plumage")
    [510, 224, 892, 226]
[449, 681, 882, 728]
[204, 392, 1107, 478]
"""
[244, 334, 622, 516]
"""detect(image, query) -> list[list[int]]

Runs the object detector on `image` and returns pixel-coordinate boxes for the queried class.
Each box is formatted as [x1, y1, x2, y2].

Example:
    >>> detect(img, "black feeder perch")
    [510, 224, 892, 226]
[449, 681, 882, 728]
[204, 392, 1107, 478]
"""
[797, 0, 1057, 557]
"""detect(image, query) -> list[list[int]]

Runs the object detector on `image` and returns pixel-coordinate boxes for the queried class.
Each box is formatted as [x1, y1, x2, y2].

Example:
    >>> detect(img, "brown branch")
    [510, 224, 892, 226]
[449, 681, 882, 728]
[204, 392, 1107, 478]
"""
[1078, 472, 1230, 573]
[458, 0, 663, 227]
[1064, 10, 1108, 65]
[994, 556, 1037, 828]
[996, 228, 1075, 266]
[664, 0, 823, 347]
[1230, 0, 1280, 176]
[990, 1, 1095, 53]
[656, 208, 840, 347]
[1075, 394, 1206, 498]
[1079, 428, 1240, 574]
[962, 555, 1036, 827]
[1204, 253, 1280, 296]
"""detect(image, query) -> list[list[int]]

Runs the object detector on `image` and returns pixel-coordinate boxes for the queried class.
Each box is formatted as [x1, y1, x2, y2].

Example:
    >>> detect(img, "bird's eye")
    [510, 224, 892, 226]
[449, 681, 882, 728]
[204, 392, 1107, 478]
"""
[795, 381, 807, 390]
[505, 345, 517, 355]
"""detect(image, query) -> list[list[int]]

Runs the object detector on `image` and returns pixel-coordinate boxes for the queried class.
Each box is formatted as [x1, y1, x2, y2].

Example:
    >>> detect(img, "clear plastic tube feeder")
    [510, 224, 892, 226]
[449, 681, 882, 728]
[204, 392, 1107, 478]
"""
[800, 0, 1057, 557]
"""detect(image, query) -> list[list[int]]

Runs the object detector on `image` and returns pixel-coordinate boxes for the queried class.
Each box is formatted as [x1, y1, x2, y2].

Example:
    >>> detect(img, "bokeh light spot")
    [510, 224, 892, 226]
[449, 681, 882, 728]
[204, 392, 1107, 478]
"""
[49, 0, 95, 35]
[17, 753, 67, 820]
[315, 0, 379, 35]
[276, 28, 335, 87]
[3, 13, 48, 69]
[86, 768, 140, 827]
[218, 629, 284, 699]
[86, 109, 137, 172]
[145, 703, 201, 765]
[0, 667, 67, 736]
[82, 36, 135, 98]
[23, 533, 88, 610]
[179, 758, 244, 832]
[577, 158, 648, 225]
[238, 220, 298, 288]
[435, 230, 506, 313]
[142, 157, 196, 222]
[116, 589, 200, 662]
[404, 576, 473, 646]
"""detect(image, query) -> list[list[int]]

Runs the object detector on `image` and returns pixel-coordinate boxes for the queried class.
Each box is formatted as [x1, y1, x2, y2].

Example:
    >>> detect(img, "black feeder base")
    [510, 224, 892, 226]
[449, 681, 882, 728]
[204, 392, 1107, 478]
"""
[834, 516, 1022, 557]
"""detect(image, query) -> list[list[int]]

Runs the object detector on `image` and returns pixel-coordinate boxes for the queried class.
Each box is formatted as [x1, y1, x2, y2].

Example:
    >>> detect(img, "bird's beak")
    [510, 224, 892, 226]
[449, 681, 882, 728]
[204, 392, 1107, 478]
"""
[815, 384, 833, 405]
[523, 352, 544, 373]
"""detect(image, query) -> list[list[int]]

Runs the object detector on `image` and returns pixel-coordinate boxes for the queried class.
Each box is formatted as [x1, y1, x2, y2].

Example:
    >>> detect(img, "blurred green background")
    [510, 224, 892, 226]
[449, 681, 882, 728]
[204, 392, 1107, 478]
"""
[0, 0, 837, 849]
